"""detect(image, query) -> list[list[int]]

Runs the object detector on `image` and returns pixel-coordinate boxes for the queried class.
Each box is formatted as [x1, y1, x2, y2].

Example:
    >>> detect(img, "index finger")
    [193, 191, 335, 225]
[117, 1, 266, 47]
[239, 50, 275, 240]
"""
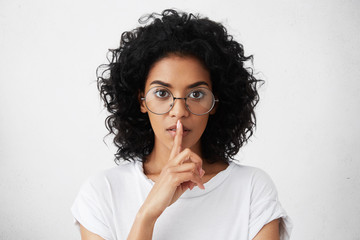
[169, 120, 183, 160]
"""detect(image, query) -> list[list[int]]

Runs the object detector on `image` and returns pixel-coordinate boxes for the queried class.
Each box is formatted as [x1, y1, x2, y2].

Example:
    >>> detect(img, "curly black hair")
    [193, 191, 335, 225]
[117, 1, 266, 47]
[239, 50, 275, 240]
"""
[97, 9, 262, 165]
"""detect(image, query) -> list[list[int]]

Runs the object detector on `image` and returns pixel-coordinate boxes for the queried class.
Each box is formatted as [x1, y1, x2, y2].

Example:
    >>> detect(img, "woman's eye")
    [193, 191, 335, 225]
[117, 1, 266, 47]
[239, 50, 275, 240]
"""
[154, 89, 170, 98]
[189, 91, 204, 99]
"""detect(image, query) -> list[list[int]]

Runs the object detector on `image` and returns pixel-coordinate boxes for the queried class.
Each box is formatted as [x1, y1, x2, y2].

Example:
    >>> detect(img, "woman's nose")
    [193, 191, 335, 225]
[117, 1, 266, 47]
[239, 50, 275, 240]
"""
[169, 98, 190, 118]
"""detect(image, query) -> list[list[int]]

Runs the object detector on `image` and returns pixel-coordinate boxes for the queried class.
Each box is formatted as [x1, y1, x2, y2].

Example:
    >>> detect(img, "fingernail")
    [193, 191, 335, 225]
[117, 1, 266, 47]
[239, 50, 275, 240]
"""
[177, 120, 181, 130]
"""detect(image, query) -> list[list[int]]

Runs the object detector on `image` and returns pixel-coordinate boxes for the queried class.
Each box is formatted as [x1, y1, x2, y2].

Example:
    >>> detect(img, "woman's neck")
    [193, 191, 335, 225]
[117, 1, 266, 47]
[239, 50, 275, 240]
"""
[143, 142, 228, 179]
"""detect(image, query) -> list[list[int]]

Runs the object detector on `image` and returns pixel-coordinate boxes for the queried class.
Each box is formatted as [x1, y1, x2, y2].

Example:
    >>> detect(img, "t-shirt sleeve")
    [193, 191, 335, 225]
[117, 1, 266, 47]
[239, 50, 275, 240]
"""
[248, 169, 293, 240]
[71, 177, 113, 240]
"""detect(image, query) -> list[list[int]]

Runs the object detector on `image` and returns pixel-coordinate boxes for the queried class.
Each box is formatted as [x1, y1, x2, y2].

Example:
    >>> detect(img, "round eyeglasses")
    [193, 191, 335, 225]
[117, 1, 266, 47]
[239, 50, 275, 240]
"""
[141, 87, 219, 116]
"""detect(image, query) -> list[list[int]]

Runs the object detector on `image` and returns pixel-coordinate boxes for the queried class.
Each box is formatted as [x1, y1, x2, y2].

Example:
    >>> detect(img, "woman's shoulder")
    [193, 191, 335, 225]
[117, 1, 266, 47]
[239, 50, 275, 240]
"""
[230, 161, 272, 179]
[73, 161, 143, 214]
[229, 161, 277, 192]
[230, 162, 293, 239]
[82, 161, 138, 190]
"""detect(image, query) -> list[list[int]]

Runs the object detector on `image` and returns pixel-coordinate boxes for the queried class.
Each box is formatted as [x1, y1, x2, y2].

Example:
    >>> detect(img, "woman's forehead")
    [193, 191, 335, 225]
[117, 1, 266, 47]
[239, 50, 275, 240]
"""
[145, 55, 212, 90]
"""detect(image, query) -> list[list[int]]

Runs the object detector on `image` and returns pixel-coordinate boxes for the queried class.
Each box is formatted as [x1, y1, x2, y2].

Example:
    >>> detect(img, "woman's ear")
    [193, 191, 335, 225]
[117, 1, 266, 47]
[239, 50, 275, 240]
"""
[138, 91, 147, 113]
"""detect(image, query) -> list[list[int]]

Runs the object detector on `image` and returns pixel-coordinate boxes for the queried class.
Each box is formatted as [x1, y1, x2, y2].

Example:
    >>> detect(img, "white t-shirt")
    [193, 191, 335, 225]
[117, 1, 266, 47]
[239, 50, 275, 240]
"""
[71, 161, 292, 240]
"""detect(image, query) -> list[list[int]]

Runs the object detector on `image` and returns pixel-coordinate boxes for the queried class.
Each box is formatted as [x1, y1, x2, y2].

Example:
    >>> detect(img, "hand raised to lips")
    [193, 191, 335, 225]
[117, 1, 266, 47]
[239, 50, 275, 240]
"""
[168, 120, 204, 189]
[139, 119, 205, 220]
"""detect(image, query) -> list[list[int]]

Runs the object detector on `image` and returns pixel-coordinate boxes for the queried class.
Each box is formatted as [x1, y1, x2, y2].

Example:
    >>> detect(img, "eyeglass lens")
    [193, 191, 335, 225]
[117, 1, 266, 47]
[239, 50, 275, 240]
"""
[144, 87, 215, 115]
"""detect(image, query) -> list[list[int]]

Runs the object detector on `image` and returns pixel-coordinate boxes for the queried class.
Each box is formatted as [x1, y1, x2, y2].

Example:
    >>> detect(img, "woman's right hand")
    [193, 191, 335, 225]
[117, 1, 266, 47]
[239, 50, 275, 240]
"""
[139, 120, 206, 220]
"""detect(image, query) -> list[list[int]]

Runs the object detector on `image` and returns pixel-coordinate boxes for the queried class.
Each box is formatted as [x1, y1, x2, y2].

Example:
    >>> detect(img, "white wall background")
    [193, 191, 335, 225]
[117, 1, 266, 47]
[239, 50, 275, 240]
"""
[1, 0, 359, 239]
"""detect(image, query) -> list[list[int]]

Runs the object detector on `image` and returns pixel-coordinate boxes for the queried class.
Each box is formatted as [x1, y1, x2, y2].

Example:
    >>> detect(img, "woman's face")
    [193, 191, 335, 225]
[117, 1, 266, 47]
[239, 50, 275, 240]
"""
[140, 54, 215, 153]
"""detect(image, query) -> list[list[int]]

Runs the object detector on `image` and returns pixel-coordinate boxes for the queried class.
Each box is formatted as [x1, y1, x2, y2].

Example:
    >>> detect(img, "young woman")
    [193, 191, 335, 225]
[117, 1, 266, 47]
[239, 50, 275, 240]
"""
[72, 9, 292, 240]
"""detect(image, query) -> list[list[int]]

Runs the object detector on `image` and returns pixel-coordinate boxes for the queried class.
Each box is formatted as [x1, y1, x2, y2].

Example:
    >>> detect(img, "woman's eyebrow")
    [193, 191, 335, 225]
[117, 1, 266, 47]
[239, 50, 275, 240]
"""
[187, 81, 209, 88]
[150, 80, 171, 88]
[149, 80, 209, 88]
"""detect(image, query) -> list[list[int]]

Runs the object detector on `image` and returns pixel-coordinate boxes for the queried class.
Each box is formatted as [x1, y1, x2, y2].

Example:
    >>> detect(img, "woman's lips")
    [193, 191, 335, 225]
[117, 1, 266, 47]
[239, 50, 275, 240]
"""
[167, 129, 190, 138]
